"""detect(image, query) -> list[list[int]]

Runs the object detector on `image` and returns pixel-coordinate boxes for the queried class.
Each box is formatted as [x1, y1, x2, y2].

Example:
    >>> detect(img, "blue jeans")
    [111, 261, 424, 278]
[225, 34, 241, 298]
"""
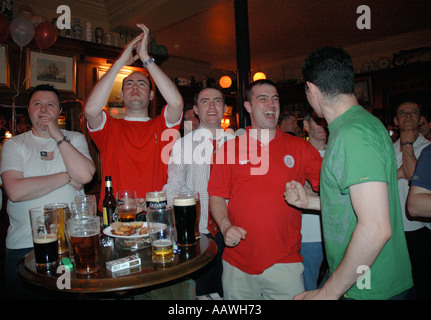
[300, 242, 324, 291]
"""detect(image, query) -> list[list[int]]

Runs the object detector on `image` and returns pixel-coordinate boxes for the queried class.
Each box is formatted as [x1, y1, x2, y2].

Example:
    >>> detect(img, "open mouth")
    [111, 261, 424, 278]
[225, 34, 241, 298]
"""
[264, 110, 275, 119]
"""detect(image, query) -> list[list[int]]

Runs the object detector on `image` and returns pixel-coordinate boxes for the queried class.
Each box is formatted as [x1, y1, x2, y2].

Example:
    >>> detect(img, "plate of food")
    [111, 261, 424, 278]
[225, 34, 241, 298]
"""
[103, 221, 149, 238]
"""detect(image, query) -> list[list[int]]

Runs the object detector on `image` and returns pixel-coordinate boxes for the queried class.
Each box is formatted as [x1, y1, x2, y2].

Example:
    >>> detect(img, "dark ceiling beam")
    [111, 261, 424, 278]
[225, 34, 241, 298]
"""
[234, 0, 251, 129]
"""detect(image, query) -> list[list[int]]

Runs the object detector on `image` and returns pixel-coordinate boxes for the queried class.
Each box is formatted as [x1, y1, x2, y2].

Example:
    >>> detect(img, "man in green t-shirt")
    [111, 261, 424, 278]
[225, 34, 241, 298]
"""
[284, 47, 413, 300]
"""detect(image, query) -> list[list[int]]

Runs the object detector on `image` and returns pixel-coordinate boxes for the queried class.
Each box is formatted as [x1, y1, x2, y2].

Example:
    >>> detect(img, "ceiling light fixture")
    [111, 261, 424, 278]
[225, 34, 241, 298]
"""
[253, 71, 266, 81]
[219, 75, 232, 88]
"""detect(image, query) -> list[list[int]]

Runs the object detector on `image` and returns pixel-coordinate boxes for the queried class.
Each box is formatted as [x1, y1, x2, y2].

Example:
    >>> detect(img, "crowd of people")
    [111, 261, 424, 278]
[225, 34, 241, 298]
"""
[1, 23, 430, 300]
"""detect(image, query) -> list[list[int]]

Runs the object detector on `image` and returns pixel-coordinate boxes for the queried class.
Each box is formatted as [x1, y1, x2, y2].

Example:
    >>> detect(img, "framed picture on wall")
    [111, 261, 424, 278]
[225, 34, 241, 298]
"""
[0, 44, 10, 87]
[26, 50, 76, 93]
[354, 77, 373, 106]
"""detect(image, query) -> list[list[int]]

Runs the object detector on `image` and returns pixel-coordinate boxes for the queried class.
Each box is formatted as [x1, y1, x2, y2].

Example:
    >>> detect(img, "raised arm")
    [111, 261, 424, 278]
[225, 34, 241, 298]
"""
[84, 34, 144, 129]
[398, 130, 418, 180]
[135, 24, 183, 124]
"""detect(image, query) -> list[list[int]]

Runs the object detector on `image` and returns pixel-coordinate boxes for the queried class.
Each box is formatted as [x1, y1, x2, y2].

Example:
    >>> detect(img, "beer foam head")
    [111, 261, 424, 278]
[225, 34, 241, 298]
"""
[173, 195, 196, 206]
[33, 234, 57, 243]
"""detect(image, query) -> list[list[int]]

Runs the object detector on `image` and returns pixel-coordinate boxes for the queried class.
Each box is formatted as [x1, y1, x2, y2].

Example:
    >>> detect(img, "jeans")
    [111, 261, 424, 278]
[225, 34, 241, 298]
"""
[300, 241, 324, 291]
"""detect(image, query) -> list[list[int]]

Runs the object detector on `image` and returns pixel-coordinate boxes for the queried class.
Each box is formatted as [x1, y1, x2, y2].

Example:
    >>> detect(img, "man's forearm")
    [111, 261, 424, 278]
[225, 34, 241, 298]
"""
[321, 220, 390, 298]
[209, 195, 230, 234]
[408, 186, 431, 217]
[85, 60, 123, 122]
[401, 144, 417, 179]
[58, 142, 95, 184]
[146, 62, 183, 124]
[2, 172, 71, 202]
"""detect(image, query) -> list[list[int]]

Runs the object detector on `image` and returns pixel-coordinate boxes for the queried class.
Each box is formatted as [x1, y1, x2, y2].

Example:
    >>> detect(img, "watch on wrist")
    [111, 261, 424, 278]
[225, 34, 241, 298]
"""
[57, 136, 70, 147]
[143, 57, 155, 68]
[401, 141, 414, 146]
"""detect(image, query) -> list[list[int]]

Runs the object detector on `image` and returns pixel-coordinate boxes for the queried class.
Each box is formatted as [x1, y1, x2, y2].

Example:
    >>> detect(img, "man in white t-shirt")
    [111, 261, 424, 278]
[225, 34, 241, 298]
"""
[0, 84, 95, 299]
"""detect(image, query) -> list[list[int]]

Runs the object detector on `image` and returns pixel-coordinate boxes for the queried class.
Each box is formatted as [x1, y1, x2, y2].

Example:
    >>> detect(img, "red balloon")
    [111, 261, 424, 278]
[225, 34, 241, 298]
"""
[0, 15, 10, 43]
[34, 22, 58, 50]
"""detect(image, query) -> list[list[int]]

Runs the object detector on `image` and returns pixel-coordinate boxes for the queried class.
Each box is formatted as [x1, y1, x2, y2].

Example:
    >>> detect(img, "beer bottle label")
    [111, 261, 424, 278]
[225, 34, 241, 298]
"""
[102, 207, 109, 227]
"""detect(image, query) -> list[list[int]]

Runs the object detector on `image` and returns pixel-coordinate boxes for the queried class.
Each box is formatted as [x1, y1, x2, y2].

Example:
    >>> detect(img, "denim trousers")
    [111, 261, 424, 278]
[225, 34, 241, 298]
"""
[300, 241, 324, 291]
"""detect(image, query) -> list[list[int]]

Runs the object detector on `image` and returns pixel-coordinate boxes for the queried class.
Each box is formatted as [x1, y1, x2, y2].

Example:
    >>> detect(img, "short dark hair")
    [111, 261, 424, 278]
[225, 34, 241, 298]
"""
[28, 84, 61, 106]
[244, 79, 277, 102]
[302, 47, 354, 99]
[193, 87, 225, 106]
[121, 71, 153, 91]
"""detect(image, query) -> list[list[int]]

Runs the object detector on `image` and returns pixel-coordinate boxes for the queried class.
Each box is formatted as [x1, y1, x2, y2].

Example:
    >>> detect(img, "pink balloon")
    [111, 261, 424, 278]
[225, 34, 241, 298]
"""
[0, 15, 9, 43]
[10, 16, 35, 47]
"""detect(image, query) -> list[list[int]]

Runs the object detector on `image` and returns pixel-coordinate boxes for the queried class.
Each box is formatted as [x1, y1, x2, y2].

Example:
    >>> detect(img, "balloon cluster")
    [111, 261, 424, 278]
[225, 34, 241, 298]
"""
[0, 15, 58, 50]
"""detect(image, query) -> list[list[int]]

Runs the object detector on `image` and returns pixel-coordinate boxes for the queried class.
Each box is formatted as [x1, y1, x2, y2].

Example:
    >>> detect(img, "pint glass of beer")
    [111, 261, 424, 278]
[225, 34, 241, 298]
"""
[67, 215, 100, 274]
[179, 191, 200, 237]
[147, 205, 175, 264]
[116, 190, 137, 222]
[29, 207, 58, 272]
[173, 195, 197, 246]
[44, 203, 69, 255]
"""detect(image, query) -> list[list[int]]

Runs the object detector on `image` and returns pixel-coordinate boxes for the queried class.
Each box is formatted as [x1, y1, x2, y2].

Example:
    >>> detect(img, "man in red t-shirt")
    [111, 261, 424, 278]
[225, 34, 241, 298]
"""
[208, 79, 322, 299]
[85, 23, 183, 212]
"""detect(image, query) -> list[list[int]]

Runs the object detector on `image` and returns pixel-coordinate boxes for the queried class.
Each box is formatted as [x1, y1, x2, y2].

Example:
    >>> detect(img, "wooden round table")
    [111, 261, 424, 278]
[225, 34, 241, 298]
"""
[17, 235, 217, 296]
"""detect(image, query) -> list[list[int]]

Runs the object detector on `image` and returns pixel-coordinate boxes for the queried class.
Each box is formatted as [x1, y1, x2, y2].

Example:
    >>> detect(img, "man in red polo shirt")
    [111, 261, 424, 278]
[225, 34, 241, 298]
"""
[208, 79, 322, 299]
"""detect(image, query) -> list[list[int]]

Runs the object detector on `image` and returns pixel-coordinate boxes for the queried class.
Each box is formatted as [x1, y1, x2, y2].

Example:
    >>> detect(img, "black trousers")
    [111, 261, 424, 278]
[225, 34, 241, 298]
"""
[405, 227, 431, 300]
[194, 232, 225, 297]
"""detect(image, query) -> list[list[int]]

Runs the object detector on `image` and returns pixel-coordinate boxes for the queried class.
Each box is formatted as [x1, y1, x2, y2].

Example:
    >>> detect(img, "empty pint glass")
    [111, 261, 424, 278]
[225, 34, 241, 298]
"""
[67, 215, 100, 274]
[146, 191, 167, 209]
[75, 194, 97, 215]
[173, 195, 197, 246]
[147, 205, 175, 264]
[44, 203, 69, 255]
[29, 207, 58, 272]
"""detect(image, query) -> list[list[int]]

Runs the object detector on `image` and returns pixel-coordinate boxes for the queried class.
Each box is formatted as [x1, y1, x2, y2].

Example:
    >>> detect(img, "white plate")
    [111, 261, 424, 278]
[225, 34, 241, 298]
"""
[103, 222, 149, 239]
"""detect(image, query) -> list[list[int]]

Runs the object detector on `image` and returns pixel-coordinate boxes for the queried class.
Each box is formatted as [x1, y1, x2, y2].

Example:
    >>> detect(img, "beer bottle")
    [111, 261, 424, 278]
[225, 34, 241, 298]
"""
[102, 176, 116, 228]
